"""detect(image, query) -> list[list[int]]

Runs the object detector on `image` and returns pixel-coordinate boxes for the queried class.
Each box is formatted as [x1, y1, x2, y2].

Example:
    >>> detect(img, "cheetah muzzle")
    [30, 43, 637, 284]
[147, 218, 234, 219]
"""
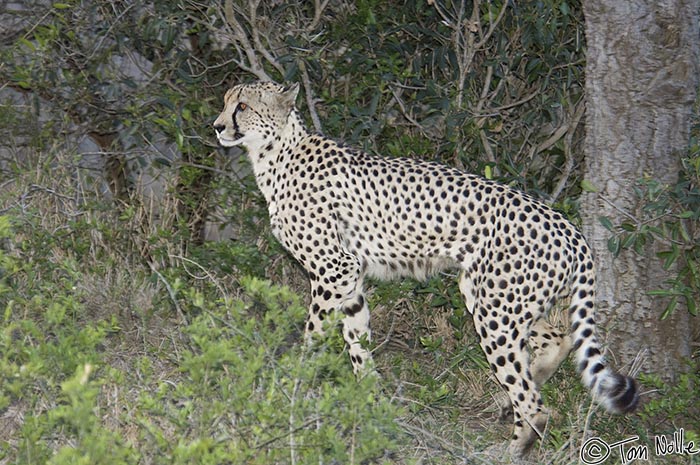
[213, 80, 639, 457]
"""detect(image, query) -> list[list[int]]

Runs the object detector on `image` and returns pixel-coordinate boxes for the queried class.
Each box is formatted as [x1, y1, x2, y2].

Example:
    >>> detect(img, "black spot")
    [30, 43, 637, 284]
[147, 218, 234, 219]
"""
[591, 363, 605, 374]
[586, 347, 601, 358]
[344, 298, 364, 316]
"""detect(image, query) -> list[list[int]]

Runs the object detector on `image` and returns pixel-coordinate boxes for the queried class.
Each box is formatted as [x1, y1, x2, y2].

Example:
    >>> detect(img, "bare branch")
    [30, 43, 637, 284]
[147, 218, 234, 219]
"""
[223, 0, 271, 80]
[475, 64, 494, 114]
[474, 0, 509, 49]
[248, 0, 284, 76]
[550, 101, 586, 202]
[455, 0, 475, 108]
[479, 128, 496, 164]
[441, 0, 511, 109]
[299, 61, 323, 133]
[389, 85, 431, 137]
[307, 0, 330, 32]
[528, 120, 569, 159]
[473, 88, 541, 117]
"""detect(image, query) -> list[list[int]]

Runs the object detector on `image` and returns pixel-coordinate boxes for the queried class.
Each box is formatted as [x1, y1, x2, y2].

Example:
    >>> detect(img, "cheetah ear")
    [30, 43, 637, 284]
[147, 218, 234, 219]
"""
[278, 82, 300, 110]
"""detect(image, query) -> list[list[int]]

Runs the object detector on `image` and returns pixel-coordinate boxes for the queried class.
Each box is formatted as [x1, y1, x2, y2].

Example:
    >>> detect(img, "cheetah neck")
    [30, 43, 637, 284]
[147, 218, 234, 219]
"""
[247, 110, 309, 204]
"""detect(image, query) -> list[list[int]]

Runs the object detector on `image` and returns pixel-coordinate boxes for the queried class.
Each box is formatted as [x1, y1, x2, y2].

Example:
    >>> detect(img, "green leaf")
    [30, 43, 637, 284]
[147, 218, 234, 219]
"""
[607, 235, 621, 256]
[621, 233, 636, 249]
[683, 292, 697, 316]
[53, 2, 72, 9]
[679, 221, 691, 242]
[581, 179, 598, 193]
[658, 244, 680, 270]
[633, 233, 647, 254]
[688, 259, 700, 284]
[660, 296, 678, 320]
[647, 289, 673, 297]
[598, 216, 614, 231]
[18, 37, 36, 51]
[559, 1, 570, 16]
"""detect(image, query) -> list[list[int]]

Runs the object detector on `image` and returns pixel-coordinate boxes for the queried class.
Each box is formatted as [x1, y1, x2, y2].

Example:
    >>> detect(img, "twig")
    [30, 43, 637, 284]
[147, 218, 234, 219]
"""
[455, 0, 473, 109]
[223, 0, 271, 80]
[479, 129, 496, 164]
[86, 3, 135, 62]
[307, 0, 330, 32]
[528, 121, 568, 160]
[598, 194, 642, 225]
[149, 261, 187, 323]
[287, 346, 308, 465]
[475, 65, 494, 114]
[248, 0, 285, 77]
[299, 62, 323, 133]
[178, 161, 240, 179]
[435, 0, 509, 110]
[474, 0, 509, 49]
[471, 88, 541, 117]
[388, 85, 430, 137]
[474, 64, 497, 165]
[369, 303, 398, 355]
[171, 254, 229, 298]
[550, 100, 586, 202]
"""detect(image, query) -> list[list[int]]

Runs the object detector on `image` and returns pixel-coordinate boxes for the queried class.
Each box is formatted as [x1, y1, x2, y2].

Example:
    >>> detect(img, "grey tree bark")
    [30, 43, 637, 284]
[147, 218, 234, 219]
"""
[581, 0, 700, 382]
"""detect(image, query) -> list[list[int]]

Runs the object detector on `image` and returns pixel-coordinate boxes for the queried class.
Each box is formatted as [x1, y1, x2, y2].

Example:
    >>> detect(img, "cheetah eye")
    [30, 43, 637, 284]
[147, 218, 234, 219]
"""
[237, 102, 248, 112]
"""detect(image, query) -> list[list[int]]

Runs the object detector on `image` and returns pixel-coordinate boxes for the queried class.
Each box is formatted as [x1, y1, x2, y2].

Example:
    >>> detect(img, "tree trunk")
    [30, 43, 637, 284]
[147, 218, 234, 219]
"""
[581, 0, 699, 382]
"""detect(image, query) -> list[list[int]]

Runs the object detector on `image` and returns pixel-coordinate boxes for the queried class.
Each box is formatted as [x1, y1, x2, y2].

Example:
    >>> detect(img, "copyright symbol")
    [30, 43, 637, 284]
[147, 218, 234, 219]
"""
[580, 437, 611, 464]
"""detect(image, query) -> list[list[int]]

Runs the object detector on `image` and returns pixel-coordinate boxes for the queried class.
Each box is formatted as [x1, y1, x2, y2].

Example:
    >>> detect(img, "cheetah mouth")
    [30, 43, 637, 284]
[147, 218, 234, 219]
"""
[225, 119, 246, 145]
[217, 131, 246, 147]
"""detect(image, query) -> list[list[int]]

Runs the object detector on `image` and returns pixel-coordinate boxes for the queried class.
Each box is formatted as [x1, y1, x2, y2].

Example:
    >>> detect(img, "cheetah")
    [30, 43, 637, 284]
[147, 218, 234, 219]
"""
[213, 81, 638, 456]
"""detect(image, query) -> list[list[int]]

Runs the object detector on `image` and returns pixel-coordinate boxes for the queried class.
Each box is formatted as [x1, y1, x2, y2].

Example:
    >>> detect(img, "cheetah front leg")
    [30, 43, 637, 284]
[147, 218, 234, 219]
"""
[303, 256, 374, 376]
[305, 286, 374, 376]
[340, 292, 374, 375]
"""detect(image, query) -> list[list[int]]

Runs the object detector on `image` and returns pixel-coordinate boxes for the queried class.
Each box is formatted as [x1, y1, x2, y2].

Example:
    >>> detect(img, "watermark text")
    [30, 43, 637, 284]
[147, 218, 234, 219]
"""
[580, 429, 698, 464]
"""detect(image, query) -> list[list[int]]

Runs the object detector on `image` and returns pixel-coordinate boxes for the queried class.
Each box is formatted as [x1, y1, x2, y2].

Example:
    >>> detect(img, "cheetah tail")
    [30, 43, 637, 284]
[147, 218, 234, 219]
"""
[569, 282, 639, 414]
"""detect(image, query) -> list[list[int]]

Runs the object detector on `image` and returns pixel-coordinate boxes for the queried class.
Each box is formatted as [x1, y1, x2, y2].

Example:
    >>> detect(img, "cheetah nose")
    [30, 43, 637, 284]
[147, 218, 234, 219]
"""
[213, 124, 225, 134]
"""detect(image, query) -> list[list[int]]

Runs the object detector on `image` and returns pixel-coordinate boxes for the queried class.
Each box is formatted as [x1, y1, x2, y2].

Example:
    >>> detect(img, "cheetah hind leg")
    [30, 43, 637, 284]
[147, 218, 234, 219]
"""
[472, 309, 545, 457]
[529, 318, 572, 388]
[496, 319, 572, 421]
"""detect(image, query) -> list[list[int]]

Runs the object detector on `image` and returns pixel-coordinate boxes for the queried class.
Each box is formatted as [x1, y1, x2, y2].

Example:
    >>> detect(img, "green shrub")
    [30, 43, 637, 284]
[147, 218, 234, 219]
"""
[165, 276, 404, 465]
[0, 204, 405, 464]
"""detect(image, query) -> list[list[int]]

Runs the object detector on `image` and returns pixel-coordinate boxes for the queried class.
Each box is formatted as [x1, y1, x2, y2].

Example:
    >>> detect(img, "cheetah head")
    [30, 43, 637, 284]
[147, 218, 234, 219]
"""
[213, 81, 300, 151]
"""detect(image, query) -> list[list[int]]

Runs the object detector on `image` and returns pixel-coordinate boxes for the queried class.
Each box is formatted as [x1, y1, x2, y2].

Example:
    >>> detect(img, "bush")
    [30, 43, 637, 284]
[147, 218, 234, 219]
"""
[0, 203, 403, 463]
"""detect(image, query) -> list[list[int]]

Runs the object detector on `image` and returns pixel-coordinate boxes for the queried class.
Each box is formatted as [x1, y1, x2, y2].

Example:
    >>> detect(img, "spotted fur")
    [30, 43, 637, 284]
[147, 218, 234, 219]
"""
[213, 81, 638, 456]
